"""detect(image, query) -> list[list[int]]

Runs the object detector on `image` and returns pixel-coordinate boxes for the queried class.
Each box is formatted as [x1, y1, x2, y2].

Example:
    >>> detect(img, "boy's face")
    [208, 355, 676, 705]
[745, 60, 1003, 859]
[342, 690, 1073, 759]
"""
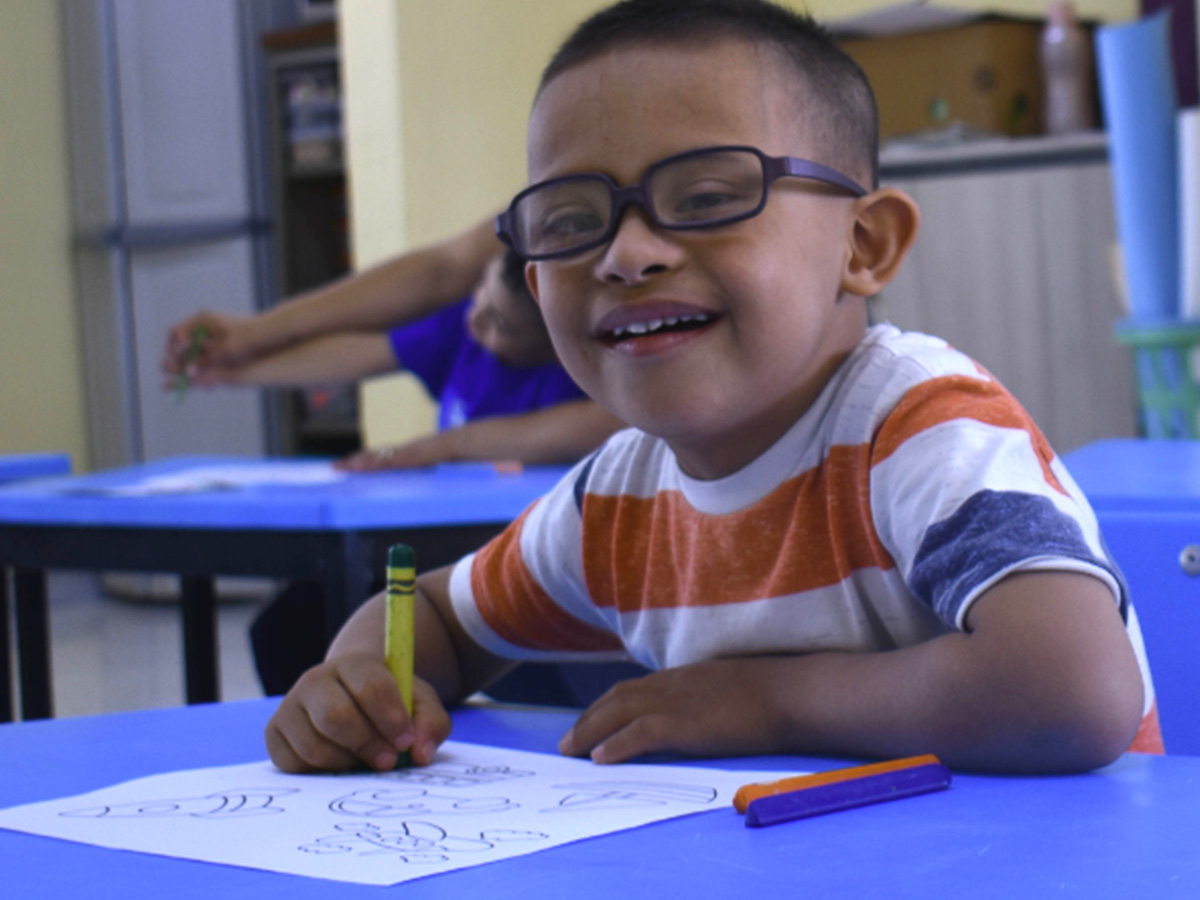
[525, 38, 869, 479]
[467, 254, 555, 368]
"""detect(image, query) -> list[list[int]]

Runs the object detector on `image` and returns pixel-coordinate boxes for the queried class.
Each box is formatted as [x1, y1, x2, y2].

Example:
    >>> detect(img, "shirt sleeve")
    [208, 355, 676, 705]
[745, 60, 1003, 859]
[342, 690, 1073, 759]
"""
[867, 371, 1125, 631]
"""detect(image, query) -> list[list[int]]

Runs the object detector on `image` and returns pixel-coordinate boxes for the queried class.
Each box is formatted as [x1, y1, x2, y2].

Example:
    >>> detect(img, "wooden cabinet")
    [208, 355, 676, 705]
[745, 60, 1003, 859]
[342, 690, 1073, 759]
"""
[872, 133, 1138, 453]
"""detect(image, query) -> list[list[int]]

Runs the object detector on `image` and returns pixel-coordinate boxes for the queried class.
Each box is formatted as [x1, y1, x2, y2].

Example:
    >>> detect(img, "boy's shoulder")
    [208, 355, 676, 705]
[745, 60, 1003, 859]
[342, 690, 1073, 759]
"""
[850, 324, 988, 387]
[823, 324, 995, 439]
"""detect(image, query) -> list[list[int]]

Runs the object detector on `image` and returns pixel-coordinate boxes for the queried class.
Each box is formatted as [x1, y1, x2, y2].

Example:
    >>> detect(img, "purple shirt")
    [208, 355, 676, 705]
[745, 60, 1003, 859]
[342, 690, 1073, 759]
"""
[388, 298, 586, 432]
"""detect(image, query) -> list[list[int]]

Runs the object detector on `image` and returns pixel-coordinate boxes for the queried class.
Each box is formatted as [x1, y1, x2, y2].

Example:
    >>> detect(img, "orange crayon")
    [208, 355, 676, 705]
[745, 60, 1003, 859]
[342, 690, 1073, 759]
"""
[733, 754, 941, 814]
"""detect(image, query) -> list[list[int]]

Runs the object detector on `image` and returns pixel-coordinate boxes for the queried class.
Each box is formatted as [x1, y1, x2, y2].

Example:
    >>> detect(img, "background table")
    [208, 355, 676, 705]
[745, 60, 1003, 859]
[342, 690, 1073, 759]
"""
[1, 698, 1197, 898]
[1063, 438, 1200, 755]
[0, 453, 72, 724]
[0, 456, 569, 722]
[0, 454, 71, 486]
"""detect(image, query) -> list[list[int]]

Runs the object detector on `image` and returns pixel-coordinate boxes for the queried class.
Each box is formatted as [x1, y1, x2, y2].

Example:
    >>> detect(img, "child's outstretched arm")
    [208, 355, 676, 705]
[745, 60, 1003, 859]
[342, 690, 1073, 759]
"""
[265, 566, 515, 773]
[205, 332, 398, 388]
[559, 570, 1145, 773]
[162, 216, 498, 387]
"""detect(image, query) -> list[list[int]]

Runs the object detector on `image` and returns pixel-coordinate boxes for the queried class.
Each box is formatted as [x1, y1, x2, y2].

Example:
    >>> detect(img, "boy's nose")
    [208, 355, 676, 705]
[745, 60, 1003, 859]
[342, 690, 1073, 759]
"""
[594, 208, 683, 285]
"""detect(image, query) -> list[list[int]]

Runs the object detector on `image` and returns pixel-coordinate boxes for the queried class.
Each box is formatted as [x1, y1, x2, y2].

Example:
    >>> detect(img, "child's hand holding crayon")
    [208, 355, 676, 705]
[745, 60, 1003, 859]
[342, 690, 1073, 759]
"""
[265, 652, 452, 773]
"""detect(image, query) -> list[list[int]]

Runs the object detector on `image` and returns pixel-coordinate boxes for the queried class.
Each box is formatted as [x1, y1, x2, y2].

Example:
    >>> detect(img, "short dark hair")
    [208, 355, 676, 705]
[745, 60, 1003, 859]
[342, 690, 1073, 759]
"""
[538, 0, 879, 188]
[498, 247, 546, 325]
[499, 247, 532, 298]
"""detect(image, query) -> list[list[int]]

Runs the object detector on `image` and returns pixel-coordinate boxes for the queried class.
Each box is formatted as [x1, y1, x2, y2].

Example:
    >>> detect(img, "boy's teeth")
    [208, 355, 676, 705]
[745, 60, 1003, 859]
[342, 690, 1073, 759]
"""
[611, 313, 710, 339]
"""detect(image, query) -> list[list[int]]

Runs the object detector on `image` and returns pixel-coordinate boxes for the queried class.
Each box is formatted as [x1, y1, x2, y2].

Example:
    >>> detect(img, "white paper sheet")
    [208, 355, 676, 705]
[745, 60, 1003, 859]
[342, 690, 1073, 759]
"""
[0, 741, 796, 886]
[66, 461, 346, 496]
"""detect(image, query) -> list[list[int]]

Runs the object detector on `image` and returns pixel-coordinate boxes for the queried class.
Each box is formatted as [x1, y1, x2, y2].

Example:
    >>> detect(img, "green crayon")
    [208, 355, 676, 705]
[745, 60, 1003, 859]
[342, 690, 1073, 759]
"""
[385, 544, 416, 767]
[173, 324, 210, 402]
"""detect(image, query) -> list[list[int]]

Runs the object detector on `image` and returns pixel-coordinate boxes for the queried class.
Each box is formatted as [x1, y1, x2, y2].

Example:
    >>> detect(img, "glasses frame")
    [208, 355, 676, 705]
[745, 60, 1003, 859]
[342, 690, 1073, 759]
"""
[495, 144, 868, 261]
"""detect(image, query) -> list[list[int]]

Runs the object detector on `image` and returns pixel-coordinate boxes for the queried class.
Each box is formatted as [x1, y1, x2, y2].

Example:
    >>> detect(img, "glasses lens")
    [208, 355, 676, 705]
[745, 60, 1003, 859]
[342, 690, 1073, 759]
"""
[649, 150, 764, 226]
[516, 177, 611, 258]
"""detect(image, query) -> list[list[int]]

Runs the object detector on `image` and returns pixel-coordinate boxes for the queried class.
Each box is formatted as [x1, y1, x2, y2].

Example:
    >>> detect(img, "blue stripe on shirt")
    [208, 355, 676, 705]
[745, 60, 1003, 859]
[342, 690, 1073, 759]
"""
[909, 489, 1121, 627]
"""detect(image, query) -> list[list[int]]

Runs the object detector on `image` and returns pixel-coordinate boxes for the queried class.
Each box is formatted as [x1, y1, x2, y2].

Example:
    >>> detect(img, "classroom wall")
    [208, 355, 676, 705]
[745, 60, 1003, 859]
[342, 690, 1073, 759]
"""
[342, 0, 1138, 447]
[0, 3, 89, 470]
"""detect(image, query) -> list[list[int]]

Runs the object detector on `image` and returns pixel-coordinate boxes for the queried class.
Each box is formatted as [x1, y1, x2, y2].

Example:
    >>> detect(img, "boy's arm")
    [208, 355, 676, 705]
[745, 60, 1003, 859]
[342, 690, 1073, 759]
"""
[164, 216, 499, 381]
[560, 570, 1145, 773]
[265, 565, 515, 773]
[336, 400, 626, 471]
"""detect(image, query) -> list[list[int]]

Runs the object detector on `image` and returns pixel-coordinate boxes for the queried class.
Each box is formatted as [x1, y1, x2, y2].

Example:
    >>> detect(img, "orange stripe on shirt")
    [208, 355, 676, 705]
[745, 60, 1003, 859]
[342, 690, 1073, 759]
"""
[582, 444, 895, 612]
[1128, 702, 1166, 754]
[471, 508, 624, 654]
[872, 374, 1068, 496]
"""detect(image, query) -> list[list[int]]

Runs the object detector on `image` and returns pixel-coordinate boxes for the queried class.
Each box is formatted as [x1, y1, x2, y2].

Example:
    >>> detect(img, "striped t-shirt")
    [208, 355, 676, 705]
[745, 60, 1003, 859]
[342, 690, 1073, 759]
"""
[449, 324, 1163, 753]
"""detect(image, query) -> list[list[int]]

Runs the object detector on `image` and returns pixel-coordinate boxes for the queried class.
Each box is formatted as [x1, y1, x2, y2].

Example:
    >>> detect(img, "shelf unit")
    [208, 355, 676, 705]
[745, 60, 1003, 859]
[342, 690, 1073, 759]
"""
[263, 22, 360, 457]
[872, 132, 1137, 453]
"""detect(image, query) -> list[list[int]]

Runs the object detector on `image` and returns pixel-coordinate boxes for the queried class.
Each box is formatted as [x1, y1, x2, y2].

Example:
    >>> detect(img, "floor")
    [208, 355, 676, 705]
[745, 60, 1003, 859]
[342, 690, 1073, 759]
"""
[43, 571, 269, 718]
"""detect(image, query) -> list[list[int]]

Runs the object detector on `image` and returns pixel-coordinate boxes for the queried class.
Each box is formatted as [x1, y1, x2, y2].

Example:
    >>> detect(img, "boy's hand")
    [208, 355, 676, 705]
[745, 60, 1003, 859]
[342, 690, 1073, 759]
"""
[335, 434, 451, 472]
[558, 658, 787, 764]
[265, 652, 452, 773]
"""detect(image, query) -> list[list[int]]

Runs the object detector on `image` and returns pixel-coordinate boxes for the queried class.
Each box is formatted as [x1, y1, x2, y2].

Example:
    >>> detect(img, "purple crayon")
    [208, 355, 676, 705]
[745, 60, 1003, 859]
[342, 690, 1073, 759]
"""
[743, 762, 952, 828]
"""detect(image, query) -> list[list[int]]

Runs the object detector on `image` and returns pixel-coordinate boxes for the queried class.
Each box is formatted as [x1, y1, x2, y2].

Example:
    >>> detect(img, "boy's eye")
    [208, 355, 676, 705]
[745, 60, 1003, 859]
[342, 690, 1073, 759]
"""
[538, 207, 606, 242]
[674, 188, 739, 215]
[660, 176, 758, 223]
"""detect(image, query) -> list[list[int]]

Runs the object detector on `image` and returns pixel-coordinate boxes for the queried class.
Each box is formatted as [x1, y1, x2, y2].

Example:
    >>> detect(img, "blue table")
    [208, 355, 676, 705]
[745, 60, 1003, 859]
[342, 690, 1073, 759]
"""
[1, 698, 1197, 898]
[1063, 439, 1200, 755]
[0, 456, 568, 722]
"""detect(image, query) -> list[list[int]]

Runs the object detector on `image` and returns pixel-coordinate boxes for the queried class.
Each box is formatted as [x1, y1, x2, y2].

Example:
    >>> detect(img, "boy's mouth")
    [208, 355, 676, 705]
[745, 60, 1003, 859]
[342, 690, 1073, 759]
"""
[600, 312, 716, 346]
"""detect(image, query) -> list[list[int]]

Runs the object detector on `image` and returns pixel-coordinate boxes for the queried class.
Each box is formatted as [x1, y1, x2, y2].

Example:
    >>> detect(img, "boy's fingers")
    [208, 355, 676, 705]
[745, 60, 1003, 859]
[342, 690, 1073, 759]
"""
[266, 695, 362, 773]
[560, 701, 677, 764]
[587, 713, 677, 764]
[277, 661, 404, 772]
[409, 680, 453, 766]
[334, 657, 415, 750]
[558, 683, 646, 759]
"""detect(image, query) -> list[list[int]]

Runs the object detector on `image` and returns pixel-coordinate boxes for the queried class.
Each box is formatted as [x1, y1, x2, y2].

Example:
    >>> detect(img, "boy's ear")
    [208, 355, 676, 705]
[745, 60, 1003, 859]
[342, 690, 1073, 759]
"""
[840, 187, 920, 297]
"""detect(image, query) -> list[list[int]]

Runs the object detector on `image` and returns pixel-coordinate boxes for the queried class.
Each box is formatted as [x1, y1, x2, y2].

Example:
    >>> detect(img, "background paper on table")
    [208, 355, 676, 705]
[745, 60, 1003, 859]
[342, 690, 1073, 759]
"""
[0, 741, 794, 887]
[63, 461, 346, 496]
[1096, 12, 1179, 320]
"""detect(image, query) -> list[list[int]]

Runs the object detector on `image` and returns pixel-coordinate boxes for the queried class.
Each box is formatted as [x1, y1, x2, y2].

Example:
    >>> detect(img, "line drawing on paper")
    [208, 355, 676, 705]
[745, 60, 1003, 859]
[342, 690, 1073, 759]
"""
[59, 788, 298, 819]
[299, 820, 549, 863]
[380, 763, 535, 788]
[329, 787, 518, 817]
[0, 741, 792, 886]
[543, 780, 718, 812]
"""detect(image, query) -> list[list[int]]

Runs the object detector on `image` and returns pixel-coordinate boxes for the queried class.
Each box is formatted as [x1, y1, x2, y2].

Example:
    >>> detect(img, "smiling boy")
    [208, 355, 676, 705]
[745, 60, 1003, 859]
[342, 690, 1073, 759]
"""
[265, 0, 1160, 775]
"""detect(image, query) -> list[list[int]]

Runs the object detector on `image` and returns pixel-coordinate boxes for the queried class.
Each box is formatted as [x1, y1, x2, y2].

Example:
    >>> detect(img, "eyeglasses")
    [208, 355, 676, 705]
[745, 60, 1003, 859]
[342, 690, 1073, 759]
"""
[496, 145, 867, 261]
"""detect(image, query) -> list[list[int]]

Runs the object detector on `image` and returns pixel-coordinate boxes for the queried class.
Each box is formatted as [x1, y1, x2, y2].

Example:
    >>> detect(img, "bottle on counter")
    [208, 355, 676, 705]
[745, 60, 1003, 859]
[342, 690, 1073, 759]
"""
[1040, 1, 1098, 134]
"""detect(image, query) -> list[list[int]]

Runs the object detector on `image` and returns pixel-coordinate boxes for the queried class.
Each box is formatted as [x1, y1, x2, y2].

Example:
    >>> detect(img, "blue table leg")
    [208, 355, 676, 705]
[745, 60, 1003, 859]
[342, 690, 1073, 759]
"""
[179, 575, 219, 705]
[0, 567, 12, 723]
[13, 567, 52, 720]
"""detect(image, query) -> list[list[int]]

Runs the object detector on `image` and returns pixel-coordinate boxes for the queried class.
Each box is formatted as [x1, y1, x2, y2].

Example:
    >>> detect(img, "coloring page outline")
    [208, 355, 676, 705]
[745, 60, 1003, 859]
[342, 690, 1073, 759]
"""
[0, 741, 797, 886]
